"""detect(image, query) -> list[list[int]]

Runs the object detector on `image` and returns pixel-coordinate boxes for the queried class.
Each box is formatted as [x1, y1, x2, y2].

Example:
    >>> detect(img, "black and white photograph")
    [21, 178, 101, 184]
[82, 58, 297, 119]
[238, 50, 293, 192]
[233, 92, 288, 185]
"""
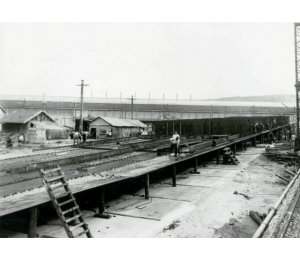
[1, 1, 300, 258]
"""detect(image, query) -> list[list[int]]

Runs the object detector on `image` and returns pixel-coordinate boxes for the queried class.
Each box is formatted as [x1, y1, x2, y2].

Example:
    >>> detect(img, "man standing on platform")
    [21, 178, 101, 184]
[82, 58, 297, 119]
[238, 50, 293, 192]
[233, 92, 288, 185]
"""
[169, 131, 180, 157]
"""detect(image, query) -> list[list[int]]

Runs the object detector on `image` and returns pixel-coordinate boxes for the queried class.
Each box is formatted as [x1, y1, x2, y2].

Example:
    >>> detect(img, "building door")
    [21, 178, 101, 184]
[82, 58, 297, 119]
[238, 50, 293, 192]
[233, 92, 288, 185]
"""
[90, 128, 96, 139]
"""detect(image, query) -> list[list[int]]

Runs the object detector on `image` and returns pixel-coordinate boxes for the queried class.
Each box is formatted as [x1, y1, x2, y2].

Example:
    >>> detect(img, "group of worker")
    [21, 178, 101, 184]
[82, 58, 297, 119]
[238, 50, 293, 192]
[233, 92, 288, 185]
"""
[73, 131, 87, 145]
[254, 122, 264, 133]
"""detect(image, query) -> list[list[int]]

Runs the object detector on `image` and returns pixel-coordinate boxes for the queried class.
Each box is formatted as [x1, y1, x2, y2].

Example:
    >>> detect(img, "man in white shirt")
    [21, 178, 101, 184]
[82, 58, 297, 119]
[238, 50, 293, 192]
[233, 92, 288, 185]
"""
[169, 132, 180, 157]
[291, 133, 296, 146]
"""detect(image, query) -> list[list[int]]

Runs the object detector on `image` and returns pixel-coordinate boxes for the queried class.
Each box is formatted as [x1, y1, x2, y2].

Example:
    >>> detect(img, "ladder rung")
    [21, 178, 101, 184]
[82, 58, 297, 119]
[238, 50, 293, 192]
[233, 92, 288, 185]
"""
[46, 175, 64, 183]
[54, 191, 70, 199]
[62, 206, 79, 215]
[42, 167, 61, 175]
[50, 183, 68, 191]
[73, 229, 90, 238]
[57, 198, 76, 207]
[65, 213, 82, 223]
[69, 222, 85, 232]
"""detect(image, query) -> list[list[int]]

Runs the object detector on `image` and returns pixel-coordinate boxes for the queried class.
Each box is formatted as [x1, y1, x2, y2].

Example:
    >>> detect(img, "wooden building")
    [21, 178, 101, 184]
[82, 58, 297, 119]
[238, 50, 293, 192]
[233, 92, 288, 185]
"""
[89, 117, 146, 139]
[0, 110, 69, 143]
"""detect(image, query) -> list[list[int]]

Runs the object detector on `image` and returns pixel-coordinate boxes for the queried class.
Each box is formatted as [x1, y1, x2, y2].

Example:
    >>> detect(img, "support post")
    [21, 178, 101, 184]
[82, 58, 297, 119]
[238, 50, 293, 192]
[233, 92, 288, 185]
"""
[216, 149, 220, 164]
[254, 136, 256, 147]
[233, 143, 236, 155]
[145, 174, 150, 199]
[172, 165, 176, 187]
[190, 157, 200, 174]
[244, 141, 247, 150]
[267, 132, 270, 143]
[28, 206, 37, 238]
[99, 190, 105, 215]
[94, 189, 111, 219]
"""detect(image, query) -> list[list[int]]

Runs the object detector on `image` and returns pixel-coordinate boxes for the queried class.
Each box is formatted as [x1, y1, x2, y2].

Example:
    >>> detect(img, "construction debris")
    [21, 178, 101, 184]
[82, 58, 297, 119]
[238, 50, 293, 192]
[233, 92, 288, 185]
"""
[163, 221, 180, 232]
[233, 190, 250, 200]
[275, 174, 291, 184]
[249, 210, 264, 225]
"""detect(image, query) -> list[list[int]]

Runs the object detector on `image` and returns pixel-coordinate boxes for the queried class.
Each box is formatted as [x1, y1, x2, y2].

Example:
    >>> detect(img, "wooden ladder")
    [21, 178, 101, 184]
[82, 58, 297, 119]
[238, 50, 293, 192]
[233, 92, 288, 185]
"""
[39, 166, 93, 238]
[223, 148, 240, 165]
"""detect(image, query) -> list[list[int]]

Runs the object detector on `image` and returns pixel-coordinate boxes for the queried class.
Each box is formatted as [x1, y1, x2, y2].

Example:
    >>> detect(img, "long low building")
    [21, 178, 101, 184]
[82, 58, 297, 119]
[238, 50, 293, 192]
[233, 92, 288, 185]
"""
[0, 99, 296, 129]
[89, 116, 146, 139]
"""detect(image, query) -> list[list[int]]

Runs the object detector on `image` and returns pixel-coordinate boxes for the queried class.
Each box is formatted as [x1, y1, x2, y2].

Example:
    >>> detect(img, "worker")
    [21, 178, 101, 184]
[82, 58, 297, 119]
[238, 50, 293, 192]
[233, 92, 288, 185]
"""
[283, 127, 287, 140]
[73, 132, 82, 145]
[169, 131, 180, 157]
[6, 137, 12, 148]
[287, 129, 291, 142]
[254, 123, 259, 133]
[18, 135, 24, 143]
[82, 132, 87, 142]
[291, 133, 296, 146]
[259, 123, 263, 133]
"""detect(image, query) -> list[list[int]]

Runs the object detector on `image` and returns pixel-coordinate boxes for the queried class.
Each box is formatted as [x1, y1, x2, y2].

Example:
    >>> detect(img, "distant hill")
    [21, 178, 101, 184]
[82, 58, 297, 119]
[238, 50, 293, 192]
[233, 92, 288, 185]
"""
[207, 95, 295, 103]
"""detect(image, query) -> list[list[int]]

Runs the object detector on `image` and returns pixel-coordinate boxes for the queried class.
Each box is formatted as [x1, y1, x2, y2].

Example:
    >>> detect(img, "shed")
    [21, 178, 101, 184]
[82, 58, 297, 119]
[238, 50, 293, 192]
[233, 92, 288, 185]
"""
[0, 105, 6, 131]
[89, 117, 146, 139]
[0, 110, 69, 143]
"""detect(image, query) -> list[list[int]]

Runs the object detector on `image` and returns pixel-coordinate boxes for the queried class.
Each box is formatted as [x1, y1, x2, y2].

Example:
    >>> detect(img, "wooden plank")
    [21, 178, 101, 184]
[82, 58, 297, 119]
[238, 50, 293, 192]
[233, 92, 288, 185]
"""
[54, 191, 71, 199]
[69, 222, 85, 232]
[46, 175, 64, 183]
[62, 206, 79, 215]
[73, 229, 90, 238]
[58, 198, 76, 207]
[65, 213, 82, 223]
[285, 169, 296, 177]
[41, 167, 61, 175]
[50, 183, 68, 191]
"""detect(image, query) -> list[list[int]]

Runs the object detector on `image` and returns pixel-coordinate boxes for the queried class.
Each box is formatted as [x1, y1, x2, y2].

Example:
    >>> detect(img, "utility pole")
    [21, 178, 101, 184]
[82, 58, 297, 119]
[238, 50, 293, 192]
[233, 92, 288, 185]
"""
[121, 103, 127, 118]
[76, 80, 89, 133]
[41, 93, 46, 111]
[294, 23, 300, 149]
[127, 95, 136, 119]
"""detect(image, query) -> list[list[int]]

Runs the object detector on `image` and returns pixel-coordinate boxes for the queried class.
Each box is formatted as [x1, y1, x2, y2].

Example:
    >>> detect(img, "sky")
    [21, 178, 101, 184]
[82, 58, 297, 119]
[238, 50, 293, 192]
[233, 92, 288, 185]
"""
[0, 22, 297, 101]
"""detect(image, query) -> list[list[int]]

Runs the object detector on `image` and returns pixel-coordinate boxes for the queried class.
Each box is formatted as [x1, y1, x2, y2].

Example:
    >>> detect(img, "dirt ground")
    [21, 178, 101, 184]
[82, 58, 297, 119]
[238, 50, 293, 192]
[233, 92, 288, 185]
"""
[156, 148, 287, 238]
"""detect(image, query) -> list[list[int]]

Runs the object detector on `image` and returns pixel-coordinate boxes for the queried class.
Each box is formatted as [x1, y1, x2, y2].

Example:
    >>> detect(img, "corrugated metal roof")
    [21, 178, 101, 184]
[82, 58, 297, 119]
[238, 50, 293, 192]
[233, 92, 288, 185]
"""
[129, 119, 147, 128]
[0, 105, 6, 114]
[90, 117, 146, 128]
[0, 110, 55, 124]
[30, 121, 67, 130]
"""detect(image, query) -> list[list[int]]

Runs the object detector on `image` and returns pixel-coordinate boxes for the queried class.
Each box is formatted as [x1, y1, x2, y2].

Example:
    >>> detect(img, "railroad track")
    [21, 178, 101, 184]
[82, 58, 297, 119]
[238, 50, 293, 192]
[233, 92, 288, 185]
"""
[0, 148, 110, 172]
[0, 151, 156, 197]
[0, 135, 238, 198]
[274, 185, 300, 238]
[0, 147, 79, 162]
